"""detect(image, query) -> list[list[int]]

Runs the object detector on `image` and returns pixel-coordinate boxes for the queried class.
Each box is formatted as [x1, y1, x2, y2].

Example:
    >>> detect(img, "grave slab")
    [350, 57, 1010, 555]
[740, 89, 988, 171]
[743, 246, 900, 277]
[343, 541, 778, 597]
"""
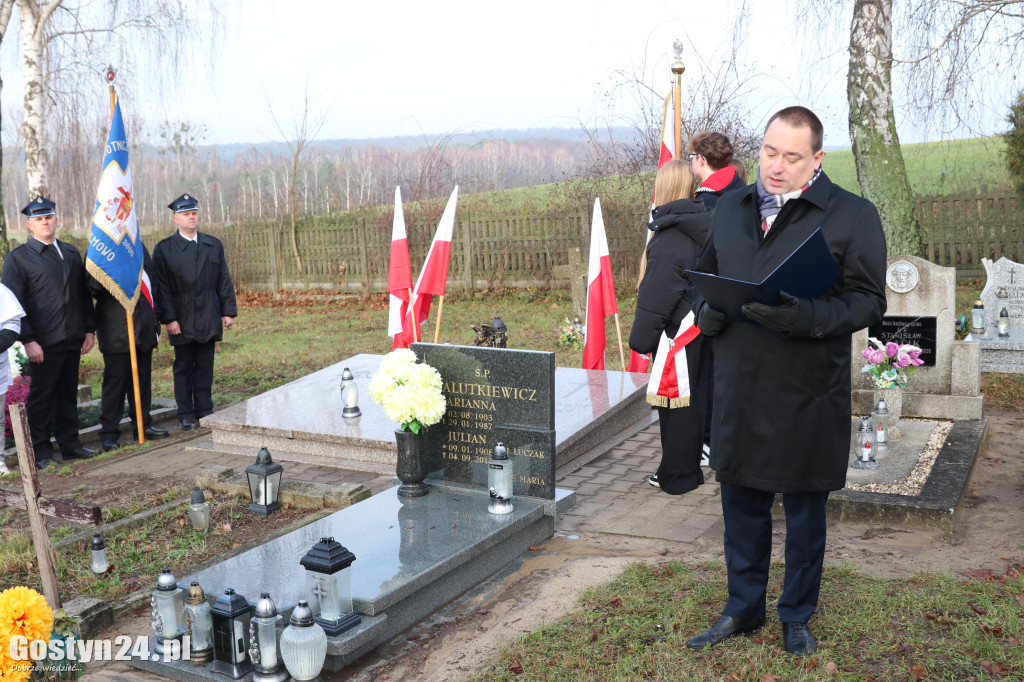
[190, 353, 650, 475]
[125, 484, 574, 676]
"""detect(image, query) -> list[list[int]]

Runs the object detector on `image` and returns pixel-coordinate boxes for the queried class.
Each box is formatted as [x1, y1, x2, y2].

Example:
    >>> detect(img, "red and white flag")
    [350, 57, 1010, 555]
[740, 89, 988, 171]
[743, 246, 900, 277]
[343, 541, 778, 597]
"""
[646, 311, 701, 408]
[387, 187, 415, 349]
[582, 198, 618, 370]
[411, 186, 459, 329]
[140, 268, 159, 345]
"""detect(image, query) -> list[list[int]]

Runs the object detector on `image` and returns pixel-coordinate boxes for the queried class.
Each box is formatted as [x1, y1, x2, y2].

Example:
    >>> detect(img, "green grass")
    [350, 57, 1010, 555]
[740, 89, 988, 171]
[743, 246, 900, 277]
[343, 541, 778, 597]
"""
[471, 560, 1024, 682]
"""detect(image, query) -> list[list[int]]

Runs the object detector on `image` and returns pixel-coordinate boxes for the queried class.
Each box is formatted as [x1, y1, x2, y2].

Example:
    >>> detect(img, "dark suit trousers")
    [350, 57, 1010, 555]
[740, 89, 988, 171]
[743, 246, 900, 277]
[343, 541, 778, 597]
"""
[27, 349, 82, 461]
[172, 340, 216, 420]
[100, 350, 153, 440]
[655, 334, 711, 495]
[720, 482, 829, 624]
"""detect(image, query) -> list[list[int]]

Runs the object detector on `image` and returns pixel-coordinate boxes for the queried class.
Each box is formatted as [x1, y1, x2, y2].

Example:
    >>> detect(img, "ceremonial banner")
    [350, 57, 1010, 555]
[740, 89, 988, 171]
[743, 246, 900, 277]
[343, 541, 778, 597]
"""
[85, 96, 144, 308]
[387, 187, 415, 349]
[411, 186, 458, 327]
[582, 198, 618, 370]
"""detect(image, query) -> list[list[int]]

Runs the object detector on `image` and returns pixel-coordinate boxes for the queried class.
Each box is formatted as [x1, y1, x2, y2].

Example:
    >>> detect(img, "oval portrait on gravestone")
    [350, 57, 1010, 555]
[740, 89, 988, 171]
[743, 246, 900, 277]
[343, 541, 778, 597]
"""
[886, 261, 920, 294]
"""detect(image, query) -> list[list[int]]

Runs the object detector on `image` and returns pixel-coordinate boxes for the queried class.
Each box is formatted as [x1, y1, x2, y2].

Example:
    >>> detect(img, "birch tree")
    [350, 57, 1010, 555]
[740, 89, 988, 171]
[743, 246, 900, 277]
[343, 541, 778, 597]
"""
[0, 1, 16, 260]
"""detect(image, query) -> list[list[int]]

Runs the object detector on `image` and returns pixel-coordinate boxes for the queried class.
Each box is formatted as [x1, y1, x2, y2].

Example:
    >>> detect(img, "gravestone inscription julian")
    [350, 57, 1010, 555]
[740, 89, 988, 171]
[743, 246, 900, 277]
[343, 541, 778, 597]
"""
[412, 343, 556, 499]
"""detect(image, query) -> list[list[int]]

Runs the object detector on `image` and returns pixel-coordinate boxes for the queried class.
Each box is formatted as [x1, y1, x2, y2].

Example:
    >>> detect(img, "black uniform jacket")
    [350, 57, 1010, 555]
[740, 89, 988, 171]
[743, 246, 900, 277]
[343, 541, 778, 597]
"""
[1, 239, 96, 351]
[92, 246, 159, 354]
[691, 171, 887, 493]
[630, 198, 710, 354]
[152, 232, 237, 346]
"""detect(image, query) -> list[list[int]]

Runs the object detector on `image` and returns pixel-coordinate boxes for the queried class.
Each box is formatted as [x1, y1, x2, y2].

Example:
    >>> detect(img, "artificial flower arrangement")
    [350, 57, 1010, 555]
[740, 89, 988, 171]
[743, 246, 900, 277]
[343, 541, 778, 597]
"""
[861, 337, 925, 389]
[557, 317, 584, 350]
[369, 349, 446, 434]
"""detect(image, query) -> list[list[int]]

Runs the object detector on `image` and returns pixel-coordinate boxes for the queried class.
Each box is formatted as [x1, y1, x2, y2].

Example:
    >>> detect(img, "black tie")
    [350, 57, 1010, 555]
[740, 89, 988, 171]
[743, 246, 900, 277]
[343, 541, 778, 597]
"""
[45, 243, 61, 264]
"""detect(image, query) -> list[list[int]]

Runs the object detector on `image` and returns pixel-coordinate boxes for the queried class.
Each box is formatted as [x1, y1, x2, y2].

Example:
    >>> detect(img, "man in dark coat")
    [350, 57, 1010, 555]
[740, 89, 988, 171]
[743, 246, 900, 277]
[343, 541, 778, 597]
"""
[686, 107, 887, 655]
[689, 131, 746, 210]
[1, 197, 99, 468]
[152, 194, 237, 431]
[93, 245, 169, 451]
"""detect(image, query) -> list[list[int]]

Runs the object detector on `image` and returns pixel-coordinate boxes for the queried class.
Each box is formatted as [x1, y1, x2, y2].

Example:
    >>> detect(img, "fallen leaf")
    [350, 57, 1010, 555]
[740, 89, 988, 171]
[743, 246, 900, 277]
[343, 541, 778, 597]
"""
[608, 597, 622, 607]
[177, 518, 185, 526]
[981, 661, 1011, 676]
[507, 662, 523, 674]
[529, 546, 539, 551]
[760, 675, 781, 682]
[970, 603, 989, 615]
[825, 662, 837, 674]
[283, 503, 292, 510]
[222, 523, 232, 532]
[909, 664, 928, 679]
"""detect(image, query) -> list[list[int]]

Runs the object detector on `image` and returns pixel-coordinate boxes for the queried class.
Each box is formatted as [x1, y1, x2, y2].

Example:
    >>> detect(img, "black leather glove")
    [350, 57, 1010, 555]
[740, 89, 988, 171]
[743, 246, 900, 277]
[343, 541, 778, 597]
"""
[742, 290, 801, 334]
[696, 302, 728, 337]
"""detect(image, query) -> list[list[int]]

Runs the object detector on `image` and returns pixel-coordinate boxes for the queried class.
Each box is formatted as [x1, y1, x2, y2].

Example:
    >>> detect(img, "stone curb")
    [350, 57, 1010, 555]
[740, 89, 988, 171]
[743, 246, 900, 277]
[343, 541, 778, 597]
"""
[194, 466, 373, 509]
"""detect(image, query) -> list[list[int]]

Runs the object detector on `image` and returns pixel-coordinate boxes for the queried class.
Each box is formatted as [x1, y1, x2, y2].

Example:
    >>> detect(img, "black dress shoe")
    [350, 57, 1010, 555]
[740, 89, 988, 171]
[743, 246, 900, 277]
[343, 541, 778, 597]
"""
[686, 615, 765, 649]
[36, 458, 52, 470]
[132, 425, 170, 440]
[782, 622, 817, 655]
[180, 417, 199, 431]
[63, 446, 99, 460]
[101, 439, 120, 452]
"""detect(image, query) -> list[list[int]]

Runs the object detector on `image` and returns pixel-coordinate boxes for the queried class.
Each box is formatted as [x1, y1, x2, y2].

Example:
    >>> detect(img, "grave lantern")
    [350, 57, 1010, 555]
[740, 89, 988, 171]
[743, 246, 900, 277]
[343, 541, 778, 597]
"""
[90, 533, 108, 574]
[151, 569, 185, 655]
[299, 537, 361, 636]
[279, 600, 327, 682]
[188, 486, 211, 532]
[182, 581, 213, 665]
[999, 289, 1010, 337]
[871, 399, 890, 450]
[490, 315, 508, 348]
[340, 367, 362, 418]
[971, 298, 986, 336]
[851, 416, 879, 470]
[250, 593, 288, 682]
[487, 441, 514, 514]
[246, 446, 283, 516]
[210, 588, 255, 679]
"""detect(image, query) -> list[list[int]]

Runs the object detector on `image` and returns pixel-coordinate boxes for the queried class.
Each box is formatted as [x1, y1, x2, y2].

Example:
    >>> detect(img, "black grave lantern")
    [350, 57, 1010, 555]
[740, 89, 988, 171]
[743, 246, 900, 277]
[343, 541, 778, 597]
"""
[246, 446, 283, 516]
[210, 588, 255, 679]
[490, 315, 508, 348]
[299, 537, 361, 636]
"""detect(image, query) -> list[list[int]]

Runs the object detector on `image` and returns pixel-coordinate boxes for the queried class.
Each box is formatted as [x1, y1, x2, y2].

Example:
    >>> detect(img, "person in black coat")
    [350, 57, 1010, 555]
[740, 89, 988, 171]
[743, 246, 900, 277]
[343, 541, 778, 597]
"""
[685, 107, 887, 656]
[1, 197, 99, 468]
[688, 131, 746, 210]
[92, 245, 169, 450]
[629, 159, 712, 495]
[152, 194, 237, 430]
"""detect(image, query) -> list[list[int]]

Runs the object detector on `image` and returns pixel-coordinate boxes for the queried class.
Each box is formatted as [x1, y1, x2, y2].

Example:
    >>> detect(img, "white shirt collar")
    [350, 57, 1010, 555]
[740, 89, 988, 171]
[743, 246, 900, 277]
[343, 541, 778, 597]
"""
[33, 237, 62, 259]
[177, 231, 198, 243]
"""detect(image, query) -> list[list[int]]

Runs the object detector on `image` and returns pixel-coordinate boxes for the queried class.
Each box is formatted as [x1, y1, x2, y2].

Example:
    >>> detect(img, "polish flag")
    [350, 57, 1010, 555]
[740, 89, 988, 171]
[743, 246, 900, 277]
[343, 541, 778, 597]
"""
[582, 198, 618, 370]
[411, 186, 459, 328]
[140, 268, 159, 345]
[387, 187, 415, 349]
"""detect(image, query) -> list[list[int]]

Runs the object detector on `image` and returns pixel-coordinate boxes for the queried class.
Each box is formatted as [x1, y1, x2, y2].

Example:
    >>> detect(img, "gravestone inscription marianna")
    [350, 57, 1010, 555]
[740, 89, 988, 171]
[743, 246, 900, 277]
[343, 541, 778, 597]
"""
[411, 342, 556, 499]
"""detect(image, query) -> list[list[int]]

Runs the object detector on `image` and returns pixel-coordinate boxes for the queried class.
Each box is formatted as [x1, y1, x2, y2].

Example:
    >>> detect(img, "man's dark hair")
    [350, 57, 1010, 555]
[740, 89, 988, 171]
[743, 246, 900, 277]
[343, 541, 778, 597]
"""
[686, 132, 734, 171]
[765, 106, 824, 153]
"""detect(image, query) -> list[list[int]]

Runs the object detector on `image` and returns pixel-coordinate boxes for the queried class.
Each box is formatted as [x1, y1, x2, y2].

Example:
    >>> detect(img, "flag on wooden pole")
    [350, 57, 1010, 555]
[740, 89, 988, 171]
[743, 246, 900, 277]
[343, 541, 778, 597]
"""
[411, 186, 458, 331]
[387, 187, 415, 349]
[582, 198, 618, 370]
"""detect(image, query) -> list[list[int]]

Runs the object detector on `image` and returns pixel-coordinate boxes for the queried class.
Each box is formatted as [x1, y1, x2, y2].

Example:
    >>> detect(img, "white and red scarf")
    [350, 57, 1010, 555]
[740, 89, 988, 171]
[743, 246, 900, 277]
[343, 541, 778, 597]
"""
[646, 311, 701, 408]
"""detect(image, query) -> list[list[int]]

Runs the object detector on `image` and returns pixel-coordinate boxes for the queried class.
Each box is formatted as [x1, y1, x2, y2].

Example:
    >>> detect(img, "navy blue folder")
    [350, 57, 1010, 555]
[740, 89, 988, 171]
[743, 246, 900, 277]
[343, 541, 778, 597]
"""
[685, 227, 840, 322]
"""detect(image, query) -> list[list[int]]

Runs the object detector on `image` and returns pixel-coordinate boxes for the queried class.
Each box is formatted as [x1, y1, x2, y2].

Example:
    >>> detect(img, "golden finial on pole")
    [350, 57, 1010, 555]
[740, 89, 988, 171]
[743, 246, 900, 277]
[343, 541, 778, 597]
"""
[671, 41, 685, 159]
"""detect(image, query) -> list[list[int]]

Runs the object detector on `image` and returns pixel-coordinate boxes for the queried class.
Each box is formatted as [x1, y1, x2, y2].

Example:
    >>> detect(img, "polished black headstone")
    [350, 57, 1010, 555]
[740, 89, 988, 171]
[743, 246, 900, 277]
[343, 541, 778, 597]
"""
[412, 343, 556, 499]
[867, 316, 937, 367]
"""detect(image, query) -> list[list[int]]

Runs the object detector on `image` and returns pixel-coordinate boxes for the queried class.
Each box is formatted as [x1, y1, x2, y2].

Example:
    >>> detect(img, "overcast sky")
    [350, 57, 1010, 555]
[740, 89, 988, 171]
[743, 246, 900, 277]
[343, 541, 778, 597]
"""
[0, 0, 1015, 148]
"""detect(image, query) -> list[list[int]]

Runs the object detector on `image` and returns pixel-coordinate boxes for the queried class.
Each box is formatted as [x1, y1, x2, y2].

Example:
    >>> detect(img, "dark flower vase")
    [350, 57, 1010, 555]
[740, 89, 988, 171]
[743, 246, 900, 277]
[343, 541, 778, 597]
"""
[395, 428, 429, 497]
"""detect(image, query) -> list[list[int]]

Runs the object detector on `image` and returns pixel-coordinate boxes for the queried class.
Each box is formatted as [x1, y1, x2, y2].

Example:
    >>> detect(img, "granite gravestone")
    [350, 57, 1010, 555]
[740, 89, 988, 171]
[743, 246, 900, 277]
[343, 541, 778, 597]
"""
[981, 257, 1024, 324]
[852, 255, 982, 419]
[412, 343, 556, 499]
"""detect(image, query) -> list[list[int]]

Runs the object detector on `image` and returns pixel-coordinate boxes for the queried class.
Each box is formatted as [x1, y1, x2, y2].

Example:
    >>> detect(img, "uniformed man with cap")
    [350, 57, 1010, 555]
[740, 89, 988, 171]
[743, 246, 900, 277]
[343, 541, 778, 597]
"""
[151, 193, 237, 430]
[1, 197, 99, 469]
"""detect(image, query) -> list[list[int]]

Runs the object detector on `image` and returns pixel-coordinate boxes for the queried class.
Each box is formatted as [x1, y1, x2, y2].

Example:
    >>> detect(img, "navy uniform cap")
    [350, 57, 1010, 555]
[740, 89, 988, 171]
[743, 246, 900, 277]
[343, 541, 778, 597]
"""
[167, 193, 199, 213]
[21, 196, 56, 217]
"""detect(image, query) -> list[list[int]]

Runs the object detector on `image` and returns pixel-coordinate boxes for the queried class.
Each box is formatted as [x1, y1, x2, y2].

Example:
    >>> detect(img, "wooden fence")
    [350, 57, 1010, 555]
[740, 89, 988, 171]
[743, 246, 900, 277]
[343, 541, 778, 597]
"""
[198, 189, 1023, 293]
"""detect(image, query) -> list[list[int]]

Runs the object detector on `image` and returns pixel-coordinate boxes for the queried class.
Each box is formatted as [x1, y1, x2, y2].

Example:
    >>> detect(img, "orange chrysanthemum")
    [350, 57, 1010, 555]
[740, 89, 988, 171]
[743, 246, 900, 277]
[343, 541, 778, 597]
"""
[0, 587, 53, 648]
[0, 636, 32, 682]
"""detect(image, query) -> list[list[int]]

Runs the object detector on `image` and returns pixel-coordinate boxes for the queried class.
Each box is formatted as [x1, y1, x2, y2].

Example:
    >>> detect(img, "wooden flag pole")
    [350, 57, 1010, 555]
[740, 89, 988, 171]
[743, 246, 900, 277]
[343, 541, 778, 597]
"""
[433, 295, 445, 344]
[613, 312, 627, 372]
[10, 404, 62, 609]
[408, 287, 418, 343]
[674, 84, 682, 160]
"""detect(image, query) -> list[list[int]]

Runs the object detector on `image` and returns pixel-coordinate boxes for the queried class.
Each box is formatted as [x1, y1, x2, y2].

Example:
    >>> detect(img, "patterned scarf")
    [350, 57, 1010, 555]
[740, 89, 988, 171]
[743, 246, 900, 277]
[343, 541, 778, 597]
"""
[755, 165, 822, 233]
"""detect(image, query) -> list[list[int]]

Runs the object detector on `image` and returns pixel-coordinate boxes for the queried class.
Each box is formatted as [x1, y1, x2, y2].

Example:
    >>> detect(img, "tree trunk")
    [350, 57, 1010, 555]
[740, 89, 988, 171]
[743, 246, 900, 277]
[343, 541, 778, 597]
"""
[18, 0, 52, 200]
[0, 71, 8, 263]
[848, 0, 922, 257]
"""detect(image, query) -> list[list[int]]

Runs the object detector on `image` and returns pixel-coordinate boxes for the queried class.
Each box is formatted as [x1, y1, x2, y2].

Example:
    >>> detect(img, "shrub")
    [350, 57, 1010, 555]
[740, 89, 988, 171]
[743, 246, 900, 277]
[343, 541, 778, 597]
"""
[1005, 90, 1024, 197]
